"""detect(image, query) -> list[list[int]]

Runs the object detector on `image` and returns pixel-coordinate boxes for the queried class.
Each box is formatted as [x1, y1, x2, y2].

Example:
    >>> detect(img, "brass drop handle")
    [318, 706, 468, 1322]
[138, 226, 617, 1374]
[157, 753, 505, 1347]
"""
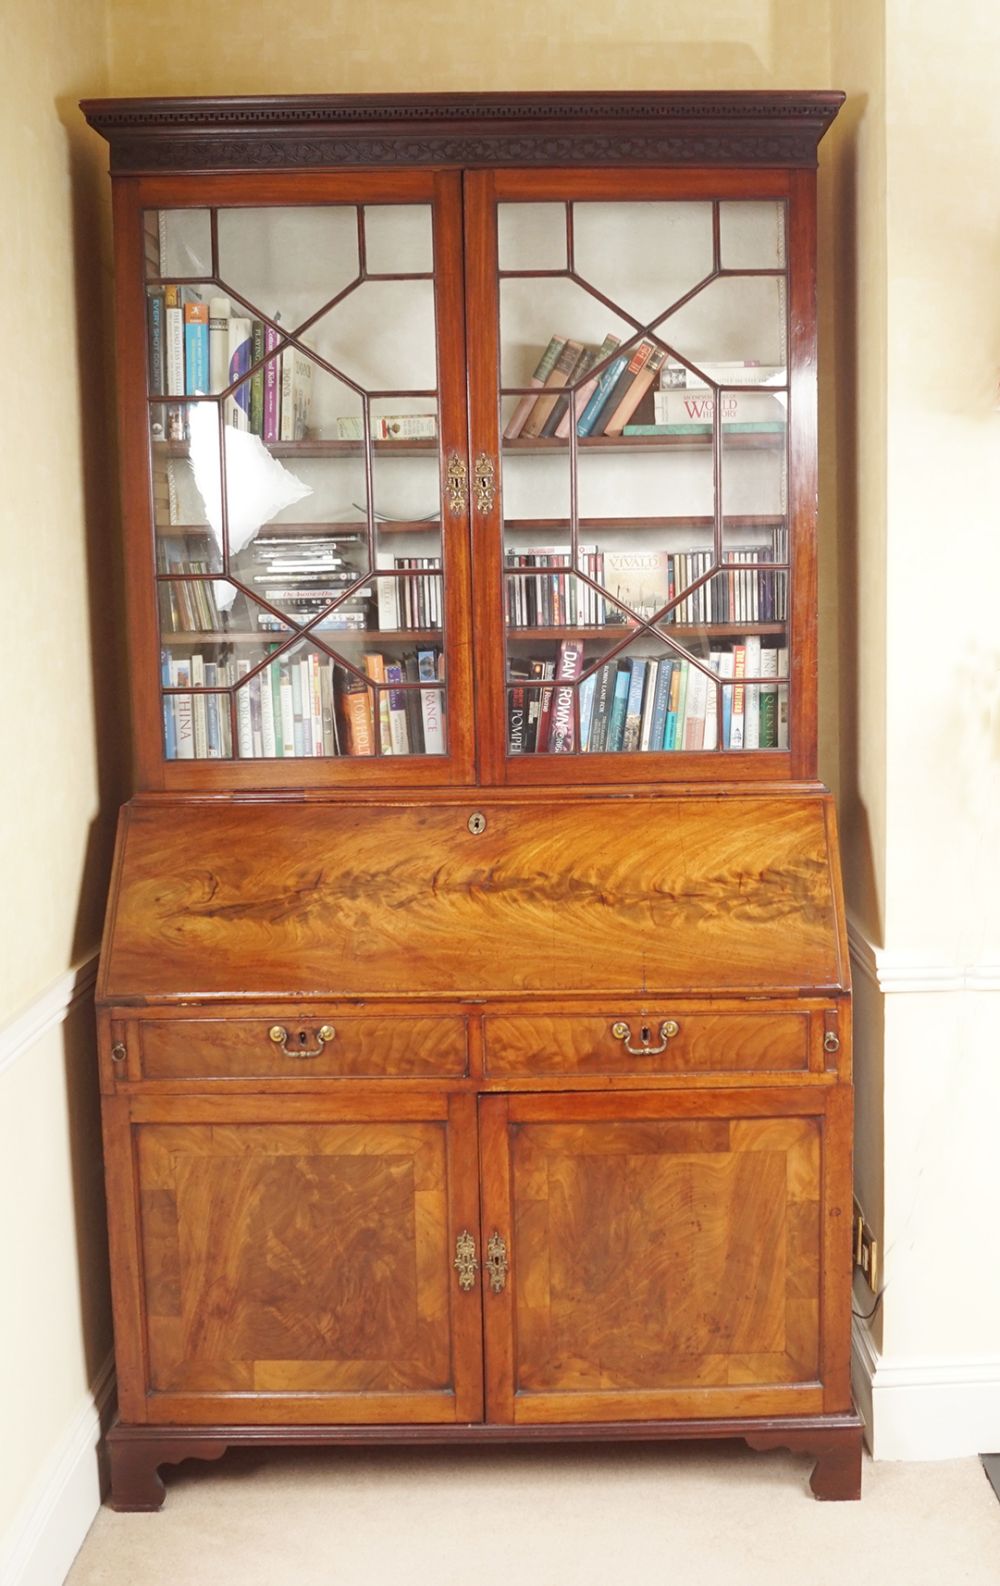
[454, 1230, 478, 1291]
[268, 1024, 336, 1058]
[824, 1031, 840, 1054]
[486, 1231, 508, 1294]
[611, 1019, 680, 1055]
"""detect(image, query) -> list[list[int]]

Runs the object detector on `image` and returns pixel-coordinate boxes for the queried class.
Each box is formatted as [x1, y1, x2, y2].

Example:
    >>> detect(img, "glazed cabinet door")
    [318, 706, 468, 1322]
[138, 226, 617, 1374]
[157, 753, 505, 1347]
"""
[117, 169, 475, 790]
[465, 168, 816, 784]
[105, 1092, 483, 1425]
[479, 1088, 852, 1425]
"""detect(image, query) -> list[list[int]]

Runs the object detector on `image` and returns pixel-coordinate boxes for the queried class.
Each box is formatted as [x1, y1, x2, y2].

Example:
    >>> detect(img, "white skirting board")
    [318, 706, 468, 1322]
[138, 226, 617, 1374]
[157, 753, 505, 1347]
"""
[0, 1355, 115, 1586]
[853, 1318, 1000, 1461]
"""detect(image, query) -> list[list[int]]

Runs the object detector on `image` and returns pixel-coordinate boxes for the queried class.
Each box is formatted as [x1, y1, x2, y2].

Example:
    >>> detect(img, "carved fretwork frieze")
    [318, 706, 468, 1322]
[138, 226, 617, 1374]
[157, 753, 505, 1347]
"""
[80, 92, 844, 173]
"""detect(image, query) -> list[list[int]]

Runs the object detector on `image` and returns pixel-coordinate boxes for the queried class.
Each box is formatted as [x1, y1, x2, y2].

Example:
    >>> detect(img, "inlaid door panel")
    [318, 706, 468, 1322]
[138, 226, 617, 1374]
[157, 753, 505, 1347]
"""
[122, 1092, 483, 1424]
[479, 1088, 851, 1424]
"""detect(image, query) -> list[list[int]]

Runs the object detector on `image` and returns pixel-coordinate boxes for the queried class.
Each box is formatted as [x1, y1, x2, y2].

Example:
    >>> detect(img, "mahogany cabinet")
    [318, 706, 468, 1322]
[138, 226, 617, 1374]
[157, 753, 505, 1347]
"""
[82, 91, 861, 1507]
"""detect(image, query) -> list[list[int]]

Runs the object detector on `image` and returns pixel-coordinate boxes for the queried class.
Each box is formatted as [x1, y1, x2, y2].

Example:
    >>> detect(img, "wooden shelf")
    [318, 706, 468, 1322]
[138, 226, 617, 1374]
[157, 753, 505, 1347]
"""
[506, 623, 787, 642]
[502, 433, 784, 453]
[164, 629, 443, 645]
[156, 439, 438, 458]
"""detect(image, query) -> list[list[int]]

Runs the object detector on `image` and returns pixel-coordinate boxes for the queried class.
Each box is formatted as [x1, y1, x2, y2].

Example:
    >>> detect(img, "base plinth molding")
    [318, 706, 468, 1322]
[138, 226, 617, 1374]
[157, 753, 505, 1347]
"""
[106, 1411, 864, 1510]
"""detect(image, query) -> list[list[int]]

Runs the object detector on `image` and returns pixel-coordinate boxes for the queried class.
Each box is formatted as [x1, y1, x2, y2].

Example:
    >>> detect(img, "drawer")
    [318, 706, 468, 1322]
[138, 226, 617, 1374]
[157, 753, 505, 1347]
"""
[484, 1011, 810, 1076]
[137, 1015, 468, 1080]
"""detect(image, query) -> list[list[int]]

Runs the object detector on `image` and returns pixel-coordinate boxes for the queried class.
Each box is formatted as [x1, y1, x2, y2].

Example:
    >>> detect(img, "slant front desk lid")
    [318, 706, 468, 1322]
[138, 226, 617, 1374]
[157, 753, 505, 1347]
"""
[99, 795, 849, 1003]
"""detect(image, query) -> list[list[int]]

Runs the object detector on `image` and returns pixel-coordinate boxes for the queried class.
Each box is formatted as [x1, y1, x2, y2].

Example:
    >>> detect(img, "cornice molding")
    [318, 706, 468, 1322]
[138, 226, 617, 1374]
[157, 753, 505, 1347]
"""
[80, 92, 844, 174]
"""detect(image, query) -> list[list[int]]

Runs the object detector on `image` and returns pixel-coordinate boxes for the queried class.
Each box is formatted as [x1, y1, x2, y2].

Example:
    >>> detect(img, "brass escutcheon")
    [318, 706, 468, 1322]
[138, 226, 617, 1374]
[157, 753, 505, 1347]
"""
[486, 1230, 508, 1294]
[473, 453, 497, 514]
[446, 455, 468, 514]
[467, 811, 487, 835]
[454, 1230, 478, 1292]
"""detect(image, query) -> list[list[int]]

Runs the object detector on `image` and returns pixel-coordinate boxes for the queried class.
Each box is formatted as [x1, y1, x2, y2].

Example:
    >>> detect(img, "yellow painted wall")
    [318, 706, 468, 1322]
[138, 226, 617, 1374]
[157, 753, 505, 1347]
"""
[0, 0, 117, 1551]
[108, 0, 833, 96]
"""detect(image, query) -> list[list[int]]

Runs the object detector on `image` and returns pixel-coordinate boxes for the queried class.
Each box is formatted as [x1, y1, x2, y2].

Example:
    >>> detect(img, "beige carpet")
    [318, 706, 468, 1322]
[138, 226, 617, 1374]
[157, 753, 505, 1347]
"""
[67, 1444, 1000, 1586]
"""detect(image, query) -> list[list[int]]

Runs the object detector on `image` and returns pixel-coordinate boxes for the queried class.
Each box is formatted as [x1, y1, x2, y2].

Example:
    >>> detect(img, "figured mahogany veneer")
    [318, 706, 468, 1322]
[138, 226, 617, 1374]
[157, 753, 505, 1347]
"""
[85, 90, 859, 1508]
[136, 1013, 469, 1080]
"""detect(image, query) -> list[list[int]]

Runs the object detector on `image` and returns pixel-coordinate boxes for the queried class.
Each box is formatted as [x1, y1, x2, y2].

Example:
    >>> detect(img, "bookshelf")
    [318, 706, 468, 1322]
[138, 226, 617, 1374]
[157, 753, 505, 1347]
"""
[83, 92, 860, 1509]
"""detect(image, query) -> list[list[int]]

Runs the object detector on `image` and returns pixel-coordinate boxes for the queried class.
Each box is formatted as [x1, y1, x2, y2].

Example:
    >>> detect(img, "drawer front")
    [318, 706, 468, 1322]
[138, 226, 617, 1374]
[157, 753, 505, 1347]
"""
[484, 1011, 809, 1076]
[138, 1016, 468, 1080]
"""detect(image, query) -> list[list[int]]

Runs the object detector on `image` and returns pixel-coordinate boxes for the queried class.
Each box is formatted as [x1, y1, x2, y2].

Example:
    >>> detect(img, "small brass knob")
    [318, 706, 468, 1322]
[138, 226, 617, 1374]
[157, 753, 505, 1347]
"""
[110, 1042, 127, 1064]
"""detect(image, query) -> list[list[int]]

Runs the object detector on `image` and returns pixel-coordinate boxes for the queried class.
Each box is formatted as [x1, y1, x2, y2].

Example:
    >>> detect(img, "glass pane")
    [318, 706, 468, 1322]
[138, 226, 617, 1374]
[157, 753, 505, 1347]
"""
[364, 205, 434, 274]
[146, 209, 212, 279]
[498, 203, 567, 271]
[572, 202, 714, 322]
[719, 201, 786, 270]
[217, 206, 359, 332]
[664, 275, 787, 372]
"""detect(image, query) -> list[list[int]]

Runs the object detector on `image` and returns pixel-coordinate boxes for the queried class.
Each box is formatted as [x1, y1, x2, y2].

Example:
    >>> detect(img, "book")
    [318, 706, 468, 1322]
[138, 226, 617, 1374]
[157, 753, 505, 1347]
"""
[402, 654, 426, 755]
[604, 550, 672, 623]
[160, 650, 176, 758]
[587, 660, 616, 753]
[555, 334, 620, 439]
[147, 293, 165, 436]
[280, 347, 313, 441]
[547, 638, 585, 752]
[622, 657, 648, 752]
[578, 670, 598, 752]
[529, 659, 556, 751]
[418, 649, 446, 755]
[759, 644, 779, 748]
[183, 300, 209, 397]
[508, 660, 531, 755]
[588, 339, 653, 436]
[226, 317, 252, 430]
[576, 350, 629, 437]
[728, 644, 747, 749]
[654, 388, 786, 427]
[605, 664, 632, 751]
[383, 663, 410, 755]
[503, 335, 565, 440]
[338, 668, 374, 756]
[539, 343, 595, 438]
[743, 635, 762, 748]
[650, 658, 674, 750]
[602, 347, 666, 436]
[363, 652, 393, 753]
[521, 338, 584, 438]
[660, 359, 786, 390]
[682, 663, 709, 751]
[249, 320, 265, 435]
[164, 284, 185, 440]
[263, 323, 281, 441]
[170, 659, 194, 759]
[623, 421, 786, 437]
[639, 659, 660, 750]
[235, 660, 253, 758]
[259, 658, 277, 757]
[208, 297, 230, 394]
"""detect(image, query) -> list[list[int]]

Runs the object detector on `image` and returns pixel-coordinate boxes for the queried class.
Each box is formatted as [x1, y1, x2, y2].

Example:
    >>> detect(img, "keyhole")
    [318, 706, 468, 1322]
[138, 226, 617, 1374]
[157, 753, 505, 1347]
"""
[468, 812, 487, 835]
[298, 1031, 307, 1045]
[641, 1025, 651, 1045]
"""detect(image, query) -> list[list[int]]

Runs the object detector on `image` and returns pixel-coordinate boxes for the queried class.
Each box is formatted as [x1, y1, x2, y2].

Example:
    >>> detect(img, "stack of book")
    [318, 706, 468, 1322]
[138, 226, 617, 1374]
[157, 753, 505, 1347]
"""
[148, 286, 313, 443]
[245, 531, 371, 632]
[162, 645, 445, 761]
[503, 333, 667, 441]
[157, 534, 222, 631]
[376, 554, 443, 630]
[507, 638, 789, 755]
[623, 360, 787, 438]
[503, 532, 788, 630]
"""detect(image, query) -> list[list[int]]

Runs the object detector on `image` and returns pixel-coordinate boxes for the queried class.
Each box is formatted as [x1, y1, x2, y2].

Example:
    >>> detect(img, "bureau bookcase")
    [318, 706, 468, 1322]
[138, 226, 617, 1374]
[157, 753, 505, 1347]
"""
[82, 91, 861, 1506]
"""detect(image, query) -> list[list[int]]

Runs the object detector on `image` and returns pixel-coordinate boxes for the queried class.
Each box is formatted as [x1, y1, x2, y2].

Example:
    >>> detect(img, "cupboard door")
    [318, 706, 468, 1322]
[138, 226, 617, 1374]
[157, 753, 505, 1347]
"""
[479, 1088, 852, 1424]
[112, 1092, 483, 1424]
[465, 168, 813, 785]
[121, 169, 474, 790]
